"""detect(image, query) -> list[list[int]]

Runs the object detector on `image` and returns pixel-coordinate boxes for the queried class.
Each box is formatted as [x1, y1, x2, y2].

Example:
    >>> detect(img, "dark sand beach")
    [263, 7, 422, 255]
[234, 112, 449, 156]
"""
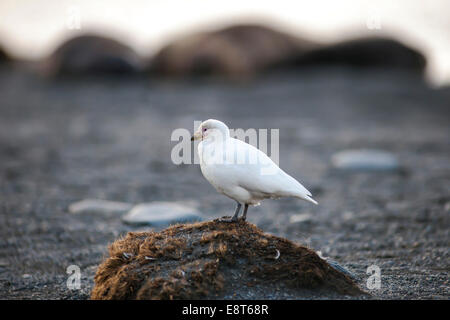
[0, 64, 448, 299]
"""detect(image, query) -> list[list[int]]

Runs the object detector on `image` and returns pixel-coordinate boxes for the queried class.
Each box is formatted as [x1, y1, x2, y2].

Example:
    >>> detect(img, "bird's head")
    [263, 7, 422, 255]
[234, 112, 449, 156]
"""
[191, 119, 230, 142]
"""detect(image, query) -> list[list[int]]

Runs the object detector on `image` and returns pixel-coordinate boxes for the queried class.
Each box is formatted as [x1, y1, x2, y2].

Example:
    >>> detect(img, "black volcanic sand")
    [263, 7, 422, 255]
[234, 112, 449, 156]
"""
[0, 65, 448, 299]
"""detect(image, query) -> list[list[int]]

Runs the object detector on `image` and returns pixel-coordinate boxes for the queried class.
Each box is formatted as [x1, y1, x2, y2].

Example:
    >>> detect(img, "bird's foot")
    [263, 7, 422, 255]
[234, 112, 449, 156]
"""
[219, 215, 238, 223]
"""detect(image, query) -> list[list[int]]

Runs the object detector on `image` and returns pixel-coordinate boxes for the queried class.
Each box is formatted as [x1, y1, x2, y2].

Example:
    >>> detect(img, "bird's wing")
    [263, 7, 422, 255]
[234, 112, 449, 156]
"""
[227, 138, 313, 199]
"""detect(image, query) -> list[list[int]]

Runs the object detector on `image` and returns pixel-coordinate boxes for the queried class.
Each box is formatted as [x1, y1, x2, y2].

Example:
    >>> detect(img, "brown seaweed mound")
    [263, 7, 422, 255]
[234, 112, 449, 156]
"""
[91, 220, 364, 299]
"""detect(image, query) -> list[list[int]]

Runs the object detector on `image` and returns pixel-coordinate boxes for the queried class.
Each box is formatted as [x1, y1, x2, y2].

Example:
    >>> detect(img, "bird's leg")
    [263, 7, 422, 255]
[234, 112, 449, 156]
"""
[220, 203, 241, 223]
[240, 204, 249, 221]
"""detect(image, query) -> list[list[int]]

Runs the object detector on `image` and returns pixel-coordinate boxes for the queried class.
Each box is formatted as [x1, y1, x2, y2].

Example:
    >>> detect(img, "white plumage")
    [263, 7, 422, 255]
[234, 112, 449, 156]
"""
[191, 119, 317, 222]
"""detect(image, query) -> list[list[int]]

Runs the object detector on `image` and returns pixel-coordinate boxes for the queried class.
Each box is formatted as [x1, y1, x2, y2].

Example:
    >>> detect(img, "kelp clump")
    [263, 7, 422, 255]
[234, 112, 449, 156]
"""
[91, 219, 364, 299]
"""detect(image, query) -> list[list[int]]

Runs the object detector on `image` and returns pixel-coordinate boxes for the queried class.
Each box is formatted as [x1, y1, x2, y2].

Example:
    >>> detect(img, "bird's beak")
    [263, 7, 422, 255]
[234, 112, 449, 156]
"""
[191, 131, 202, 141]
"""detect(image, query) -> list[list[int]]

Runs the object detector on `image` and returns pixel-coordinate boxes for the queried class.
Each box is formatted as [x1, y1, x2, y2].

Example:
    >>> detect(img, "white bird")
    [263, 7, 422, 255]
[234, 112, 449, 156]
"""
[191, 119, 318, 222]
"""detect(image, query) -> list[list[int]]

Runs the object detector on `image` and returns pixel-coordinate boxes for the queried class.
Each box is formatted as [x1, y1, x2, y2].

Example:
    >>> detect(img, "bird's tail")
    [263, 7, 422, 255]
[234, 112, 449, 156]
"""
[303, 195, 318, 205]
[294, 194, 318, 205]
[285, 176, 318, 205]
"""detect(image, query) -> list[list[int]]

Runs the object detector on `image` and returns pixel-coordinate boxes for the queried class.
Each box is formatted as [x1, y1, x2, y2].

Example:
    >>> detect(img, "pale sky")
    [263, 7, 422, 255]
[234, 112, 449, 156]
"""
[1, 0, 449, 85]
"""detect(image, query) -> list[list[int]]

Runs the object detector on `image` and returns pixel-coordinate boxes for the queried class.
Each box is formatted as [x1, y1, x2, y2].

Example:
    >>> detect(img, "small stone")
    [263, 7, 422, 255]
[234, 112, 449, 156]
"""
[122, 201, 203, 226]
[22, 274, 32, 279]
[444, 202, 450, 212]
[331, 149, 399, 171]
[69, 199, 133, 215]
[289, 213, 312, 224]
[342, 211, 354, 220]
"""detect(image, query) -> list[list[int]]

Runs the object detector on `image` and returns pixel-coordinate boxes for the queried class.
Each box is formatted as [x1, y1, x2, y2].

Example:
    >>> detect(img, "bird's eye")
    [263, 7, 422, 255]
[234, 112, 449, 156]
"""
[202, 128, 207, 132]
